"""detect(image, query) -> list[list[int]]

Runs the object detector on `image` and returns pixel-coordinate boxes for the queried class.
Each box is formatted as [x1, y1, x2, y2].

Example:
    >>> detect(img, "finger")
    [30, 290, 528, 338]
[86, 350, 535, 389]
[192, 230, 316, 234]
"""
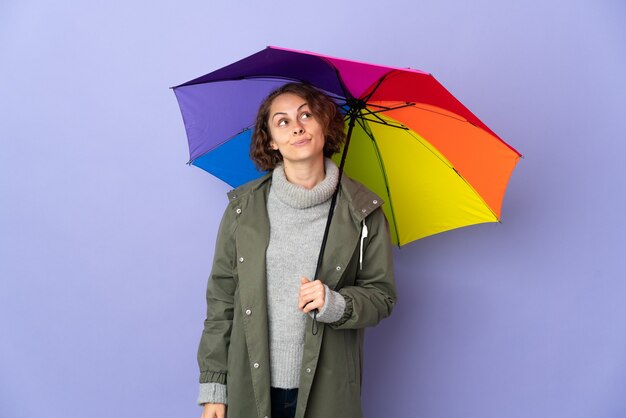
[302, 298, 324, 313]
[299, 292, 318, 309]
[301, 280, 323, 293]
[200, 407, 211, 418]
[300, 282, 324, 297]
[299, 290, 325, 311]
[300, 280, 324, 294]
[298, 293, 317, 310]
[299, 289, 322, 308]
[300, 277, 324, 288]
[301, 291, 324, 305]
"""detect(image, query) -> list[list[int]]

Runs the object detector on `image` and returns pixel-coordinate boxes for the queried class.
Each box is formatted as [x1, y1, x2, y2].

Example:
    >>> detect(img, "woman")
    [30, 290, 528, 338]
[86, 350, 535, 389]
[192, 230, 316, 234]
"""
[198, 83, 396, 418]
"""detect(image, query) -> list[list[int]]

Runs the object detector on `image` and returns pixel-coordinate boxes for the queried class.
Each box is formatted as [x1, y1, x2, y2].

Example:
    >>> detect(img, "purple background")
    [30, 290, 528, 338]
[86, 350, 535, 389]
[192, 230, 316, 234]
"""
[1, 1, 625, 417]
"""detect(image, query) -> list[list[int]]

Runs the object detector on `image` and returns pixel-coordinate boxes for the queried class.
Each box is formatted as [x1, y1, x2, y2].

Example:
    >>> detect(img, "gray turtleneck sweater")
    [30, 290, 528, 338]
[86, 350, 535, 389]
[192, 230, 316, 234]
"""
[266, 158, 347, 388]
[197, 159, 346, 405]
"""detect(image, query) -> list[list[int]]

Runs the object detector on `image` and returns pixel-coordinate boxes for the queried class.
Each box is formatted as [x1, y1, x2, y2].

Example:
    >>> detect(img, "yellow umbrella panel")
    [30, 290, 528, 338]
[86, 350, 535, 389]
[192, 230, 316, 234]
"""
[335, 102, 521, 246]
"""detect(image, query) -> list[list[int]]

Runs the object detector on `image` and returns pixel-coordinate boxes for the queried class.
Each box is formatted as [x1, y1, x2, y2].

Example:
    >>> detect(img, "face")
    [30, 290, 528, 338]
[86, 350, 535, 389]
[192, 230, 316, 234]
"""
[267, 92, 325, 167]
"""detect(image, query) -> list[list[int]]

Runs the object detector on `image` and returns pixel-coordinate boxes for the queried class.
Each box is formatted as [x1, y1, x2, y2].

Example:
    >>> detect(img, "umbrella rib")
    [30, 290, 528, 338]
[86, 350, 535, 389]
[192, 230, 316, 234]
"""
[355, 103, 416, 127]
[362, 111, 454, 169]
[362, 100, 468, 125]
[365, 103, 394, 110]
[236, 75, 349, 102]
[401, 126, 455, 169]
[411, 103, 469, 124]
[452, 169, 501, 221]
[357, 116, 408, 130]
[345, 106, 409, 130]
[188, 125, 255, 165]
[396, 127, 500, 220]
[366, 102, 475, 128]
[312, 55, 355, 100]
[365, 102, 416, 114]
[355, 117, 402, 246]
[369, 112, 391, 126]
[373, 121, 500, 222]
[185, 74, 303, 86]
[360, 73, 390, 103]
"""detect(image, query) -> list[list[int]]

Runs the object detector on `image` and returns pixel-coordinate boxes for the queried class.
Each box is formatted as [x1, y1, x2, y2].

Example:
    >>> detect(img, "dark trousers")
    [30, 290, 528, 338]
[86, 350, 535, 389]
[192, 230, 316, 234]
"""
[270, 387, 298, 418]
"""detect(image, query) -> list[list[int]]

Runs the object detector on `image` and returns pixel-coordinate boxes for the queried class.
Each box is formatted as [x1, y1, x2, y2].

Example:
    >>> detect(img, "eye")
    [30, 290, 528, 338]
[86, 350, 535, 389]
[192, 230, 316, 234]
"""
[301, 112, 312, 120]
[278, 119, 288, 127]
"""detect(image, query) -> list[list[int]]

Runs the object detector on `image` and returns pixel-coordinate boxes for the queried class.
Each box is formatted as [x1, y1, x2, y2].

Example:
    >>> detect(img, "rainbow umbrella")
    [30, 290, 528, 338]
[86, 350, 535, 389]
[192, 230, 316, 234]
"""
[173, 46, 521, 245]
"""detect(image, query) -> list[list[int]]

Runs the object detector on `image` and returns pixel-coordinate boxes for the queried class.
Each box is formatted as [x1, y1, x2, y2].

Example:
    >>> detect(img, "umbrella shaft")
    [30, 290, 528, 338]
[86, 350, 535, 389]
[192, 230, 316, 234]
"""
[311, 111, 358, 334]
[314, 112, 357, 278]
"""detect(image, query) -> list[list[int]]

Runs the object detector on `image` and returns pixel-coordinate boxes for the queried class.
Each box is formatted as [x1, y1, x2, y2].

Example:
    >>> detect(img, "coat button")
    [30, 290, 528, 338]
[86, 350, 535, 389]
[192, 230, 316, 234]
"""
[361, 208, 367, 213]
[306, 368, 312, 373]
[336, 266, 341, 271]
[239, 257, 244, 263]
[235, 208, 241, 214]
[253, 362, 260, 369]
[373, 200, 378, 204]
[245, 309, 252, 316]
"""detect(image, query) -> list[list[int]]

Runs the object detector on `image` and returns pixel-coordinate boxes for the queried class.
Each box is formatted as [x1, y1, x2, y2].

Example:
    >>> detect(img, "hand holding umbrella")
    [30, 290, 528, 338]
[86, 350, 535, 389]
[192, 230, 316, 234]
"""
[298, 277, 326, 314]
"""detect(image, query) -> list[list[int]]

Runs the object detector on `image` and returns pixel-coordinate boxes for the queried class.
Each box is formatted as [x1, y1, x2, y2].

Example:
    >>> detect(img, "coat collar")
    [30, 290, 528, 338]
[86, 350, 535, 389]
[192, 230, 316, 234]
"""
[227, 171, 383, 222]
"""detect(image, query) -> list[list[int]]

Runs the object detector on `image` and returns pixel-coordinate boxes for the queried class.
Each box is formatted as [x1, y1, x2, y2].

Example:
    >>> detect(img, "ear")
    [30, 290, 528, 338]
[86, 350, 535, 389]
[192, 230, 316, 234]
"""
[269, 140, 278, 150]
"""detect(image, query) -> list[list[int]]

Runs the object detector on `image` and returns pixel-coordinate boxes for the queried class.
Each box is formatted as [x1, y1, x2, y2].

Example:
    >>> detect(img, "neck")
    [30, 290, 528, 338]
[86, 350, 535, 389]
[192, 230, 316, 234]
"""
[283, 156, 326, 189]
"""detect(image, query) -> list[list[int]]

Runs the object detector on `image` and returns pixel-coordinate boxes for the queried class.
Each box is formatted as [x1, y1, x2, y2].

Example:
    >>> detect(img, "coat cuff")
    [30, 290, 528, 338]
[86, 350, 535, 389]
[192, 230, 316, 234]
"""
[197, 382, 227, 405]
[330, 291, 354, 327]
[313, 285, 346, 323]
[199, 370, 227, 385]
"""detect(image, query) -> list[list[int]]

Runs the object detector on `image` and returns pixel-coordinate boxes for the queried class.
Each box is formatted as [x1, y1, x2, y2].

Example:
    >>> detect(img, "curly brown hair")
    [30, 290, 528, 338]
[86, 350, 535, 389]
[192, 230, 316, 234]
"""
[250, 83, 346, 171]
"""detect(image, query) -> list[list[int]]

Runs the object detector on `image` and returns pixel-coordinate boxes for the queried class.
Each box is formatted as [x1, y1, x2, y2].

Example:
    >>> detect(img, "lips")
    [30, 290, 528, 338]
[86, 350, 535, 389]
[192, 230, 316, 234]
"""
[292, 138, 311, 146]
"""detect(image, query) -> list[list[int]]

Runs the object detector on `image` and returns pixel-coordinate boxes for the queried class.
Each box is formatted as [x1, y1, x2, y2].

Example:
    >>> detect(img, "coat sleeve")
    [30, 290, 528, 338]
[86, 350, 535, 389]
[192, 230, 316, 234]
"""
[330, 208, 397, 330]
[197, 204, 238, 386]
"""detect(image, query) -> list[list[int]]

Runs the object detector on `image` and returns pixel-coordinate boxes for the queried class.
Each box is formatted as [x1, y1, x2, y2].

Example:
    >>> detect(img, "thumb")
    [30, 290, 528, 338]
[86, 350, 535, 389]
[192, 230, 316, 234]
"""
[300, 277, 309, 285]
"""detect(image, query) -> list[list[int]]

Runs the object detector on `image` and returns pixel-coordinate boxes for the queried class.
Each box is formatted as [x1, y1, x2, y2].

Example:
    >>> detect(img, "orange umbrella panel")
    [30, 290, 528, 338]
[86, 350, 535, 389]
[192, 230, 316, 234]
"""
[335, 102, 521, 245]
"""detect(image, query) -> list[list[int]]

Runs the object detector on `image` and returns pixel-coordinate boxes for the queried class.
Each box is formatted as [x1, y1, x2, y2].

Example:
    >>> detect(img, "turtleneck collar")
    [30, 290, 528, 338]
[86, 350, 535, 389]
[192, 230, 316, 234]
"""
[271, 158, 339, 209]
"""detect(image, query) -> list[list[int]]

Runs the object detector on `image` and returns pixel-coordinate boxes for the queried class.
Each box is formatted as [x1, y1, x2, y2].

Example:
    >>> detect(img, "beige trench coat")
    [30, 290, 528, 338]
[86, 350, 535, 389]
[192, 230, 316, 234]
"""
[198, 172, 397, 418]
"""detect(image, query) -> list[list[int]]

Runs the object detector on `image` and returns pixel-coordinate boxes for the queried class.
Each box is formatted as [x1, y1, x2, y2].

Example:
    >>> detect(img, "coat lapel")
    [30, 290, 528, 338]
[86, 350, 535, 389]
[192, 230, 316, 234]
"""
[319, 196, 361, 290]
[320, 179, 383, 290]
[234, 184, 272, 417]
[297, 180, 382, 417]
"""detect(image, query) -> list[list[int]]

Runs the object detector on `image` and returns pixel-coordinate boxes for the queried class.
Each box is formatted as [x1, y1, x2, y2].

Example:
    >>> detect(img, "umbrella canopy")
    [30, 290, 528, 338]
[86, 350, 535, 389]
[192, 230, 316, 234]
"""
[173, 46, 521, 245]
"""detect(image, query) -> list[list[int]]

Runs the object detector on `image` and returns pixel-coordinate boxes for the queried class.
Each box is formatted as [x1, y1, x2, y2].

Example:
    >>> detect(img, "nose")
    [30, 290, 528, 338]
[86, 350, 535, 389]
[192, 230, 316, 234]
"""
[292, 123, 304, 135]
